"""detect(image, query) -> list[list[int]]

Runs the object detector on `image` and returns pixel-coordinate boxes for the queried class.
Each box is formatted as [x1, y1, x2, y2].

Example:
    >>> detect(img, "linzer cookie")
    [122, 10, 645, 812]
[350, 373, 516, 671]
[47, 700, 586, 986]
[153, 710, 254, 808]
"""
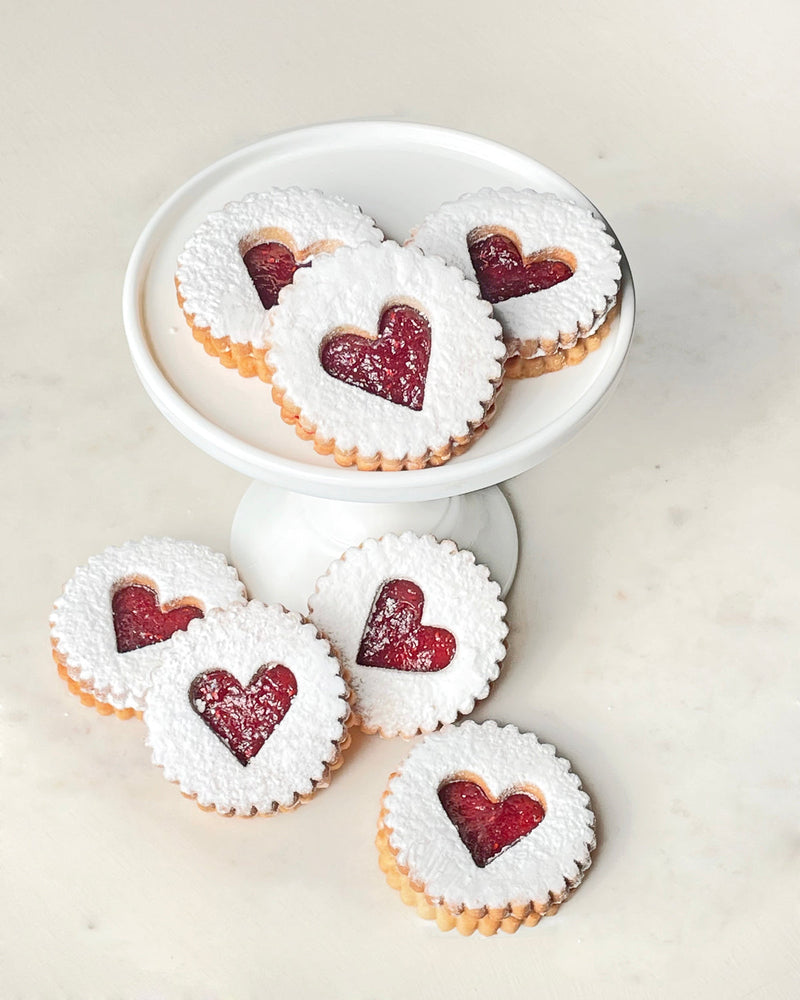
[377, 721, 595, 935]
[175, 188, 383, 378]
[308, 533, 507, 737]
[144, 601, 351, 816]
[409, 188, 621, 377]
[50, 538, 246, 719]
[264, 241, 505, 470]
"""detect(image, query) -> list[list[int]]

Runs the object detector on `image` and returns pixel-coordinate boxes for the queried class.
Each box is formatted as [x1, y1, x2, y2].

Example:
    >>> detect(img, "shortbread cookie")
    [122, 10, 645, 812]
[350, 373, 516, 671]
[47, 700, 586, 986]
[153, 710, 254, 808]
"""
[265, 242, 505, 470]
[377, 721, 595, 935]
[409, 188, 621, 369]
[144, 601, 351, 816]
[50, 538, 246, 719]
[175, 188, 383, 378]
[308, 533, 507, 737]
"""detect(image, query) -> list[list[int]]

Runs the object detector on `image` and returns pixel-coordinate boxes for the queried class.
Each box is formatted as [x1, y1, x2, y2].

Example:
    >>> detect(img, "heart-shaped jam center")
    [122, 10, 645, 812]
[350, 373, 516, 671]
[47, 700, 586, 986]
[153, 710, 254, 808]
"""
[319, 304, 430, 411]
[356, 579, 456, 672]
[438, 779, 545, 868]
[242, 241, 311, 310]
[188, 664, 297, 766]
[467, 229, 573, 304]
[112, 583, 203, 654]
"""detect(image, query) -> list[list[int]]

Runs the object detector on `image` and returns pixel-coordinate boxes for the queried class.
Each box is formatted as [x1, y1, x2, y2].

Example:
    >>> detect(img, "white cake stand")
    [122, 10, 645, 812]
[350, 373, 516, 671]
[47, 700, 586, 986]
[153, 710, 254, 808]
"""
[122, 122, 635, 610]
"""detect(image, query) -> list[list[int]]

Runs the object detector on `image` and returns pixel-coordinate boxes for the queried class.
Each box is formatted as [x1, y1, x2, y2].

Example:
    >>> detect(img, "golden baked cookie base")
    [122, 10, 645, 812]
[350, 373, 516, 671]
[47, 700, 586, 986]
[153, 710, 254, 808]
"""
[271, 384, 497, 471]
[52, 645, 141, 721]
[178, 281, 501, 471]
[177, 283, 271, 380]
[504, 301, 618, 379]
[377, 786, 575, 936]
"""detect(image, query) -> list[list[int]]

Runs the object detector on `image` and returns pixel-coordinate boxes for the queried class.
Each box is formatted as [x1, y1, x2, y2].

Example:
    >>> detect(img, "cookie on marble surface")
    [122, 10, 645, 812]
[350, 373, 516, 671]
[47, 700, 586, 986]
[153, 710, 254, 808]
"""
[50, 537, 246, 719]
[376, 720, 595, 935]
[175, 188, 383, 378]
[308, 533, 507, 737]
[144, 601, 351, 816]
[409, 188, 621, 374]
[264, 241, 505, 470]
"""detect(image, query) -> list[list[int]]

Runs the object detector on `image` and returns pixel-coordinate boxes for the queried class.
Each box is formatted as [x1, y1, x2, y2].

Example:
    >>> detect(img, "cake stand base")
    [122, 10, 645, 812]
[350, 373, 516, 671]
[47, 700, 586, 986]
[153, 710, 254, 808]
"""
[230, 482, 518, 612]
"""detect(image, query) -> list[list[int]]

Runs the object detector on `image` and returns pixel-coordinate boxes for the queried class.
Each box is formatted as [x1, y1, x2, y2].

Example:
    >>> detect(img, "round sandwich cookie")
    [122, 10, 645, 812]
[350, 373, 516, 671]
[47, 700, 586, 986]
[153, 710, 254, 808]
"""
[377, 721, 596, 935]
[144, 601, 351, 816]
[175, 188, 383, 378]
[50, 537, 246, 719]
[308, 533, 507, 737]
[409, 188, 621, 376]
[264, 241, 506, 470]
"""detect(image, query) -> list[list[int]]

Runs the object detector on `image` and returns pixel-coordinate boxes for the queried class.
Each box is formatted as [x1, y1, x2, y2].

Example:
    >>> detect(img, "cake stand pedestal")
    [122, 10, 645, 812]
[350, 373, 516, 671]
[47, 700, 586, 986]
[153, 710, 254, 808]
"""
[230, 483, 518, 610]
[123, 121, 635, 609]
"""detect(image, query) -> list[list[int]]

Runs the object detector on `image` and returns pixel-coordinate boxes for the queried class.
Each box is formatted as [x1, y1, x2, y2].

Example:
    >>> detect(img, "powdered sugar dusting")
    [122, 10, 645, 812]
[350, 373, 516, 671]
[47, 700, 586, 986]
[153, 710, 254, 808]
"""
[144, 601, 349, 815]
[410, 188, 621, 356]
[308, 533, 507, 737]
[50, 538, 246, 712]
[268, 242, 505, 460]
[175, 188, 383, 347]
[384, 721, 595, 910]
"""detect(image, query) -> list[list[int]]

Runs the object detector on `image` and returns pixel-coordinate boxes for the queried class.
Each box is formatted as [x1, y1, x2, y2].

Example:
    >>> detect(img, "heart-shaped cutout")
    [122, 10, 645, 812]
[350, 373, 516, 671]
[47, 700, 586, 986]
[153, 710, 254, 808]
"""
[242, 241, 311, 310]
[320, 304, 431, 411]
[467, 227, 574, 304]
[188, 664, 297, 766]
[112, 582, 203, 654]
[438, 778, 545, 868]
[356, 579, 456, 672]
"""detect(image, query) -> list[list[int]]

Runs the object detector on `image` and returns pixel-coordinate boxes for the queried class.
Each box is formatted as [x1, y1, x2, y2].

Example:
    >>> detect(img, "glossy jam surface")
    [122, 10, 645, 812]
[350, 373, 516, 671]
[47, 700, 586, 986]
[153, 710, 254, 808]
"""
[242, 241, 310, 310]
[188, 664, 297, 766]
[356, 579, 456, 672]
[438, 779, 545, 868]
[467, 231, 573, 304]
[320, 304, 430, 410]
[112, 583, 203, 654]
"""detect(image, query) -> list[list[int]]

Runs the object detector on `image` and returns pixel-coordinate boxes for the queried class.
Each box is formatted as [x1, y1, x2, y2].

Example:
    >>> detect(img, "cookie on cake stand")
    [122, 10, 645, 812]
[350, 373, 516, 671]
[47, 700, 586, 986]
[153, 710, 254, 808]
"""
[122, 122, 635, 609]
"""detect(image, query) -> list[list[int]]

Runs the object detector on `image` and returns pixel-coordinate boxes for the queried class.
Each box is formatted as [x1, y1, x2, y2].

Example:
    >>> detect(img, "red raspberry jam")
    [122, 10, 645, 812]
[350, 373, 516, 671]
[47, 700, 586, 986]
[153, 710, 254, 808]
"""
[112, 583, 203, 654]
[188, 664, 297, 766]
[242, 242, 310, 310]
[438, 779, 545, 868]
[356, 579, 456, 672]
[320, 304, 430, 411]
[467, 231, 573, 304]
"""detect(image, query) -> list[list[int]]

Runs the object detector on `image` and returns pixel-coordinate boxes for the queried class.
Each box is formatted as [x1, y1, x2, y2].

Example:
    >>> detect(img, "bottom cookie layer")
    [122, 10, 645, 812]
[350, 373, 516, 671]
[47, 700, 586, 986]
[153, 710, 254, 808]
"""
[504, 303, 619, 379]
[376, 799, 566, 936]
[270, 384, 497, 472]
[53, 653, 141, 721]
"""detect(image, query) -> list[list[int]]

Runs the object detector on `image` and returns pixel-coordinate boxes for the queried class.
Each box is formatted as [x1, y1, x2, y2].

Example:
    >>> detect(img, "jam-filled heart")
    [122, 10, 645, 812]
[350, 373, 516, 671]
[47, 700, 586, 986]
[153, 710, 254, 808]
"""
[438, 779, 545, 868]
[356, 579, 456, 672]
[242, 241, 311, 310]
[188, 664, 297, 766]
[319, 304, 430, 410]
[467, 229, 573, 304]
[112, 583, 203, 654]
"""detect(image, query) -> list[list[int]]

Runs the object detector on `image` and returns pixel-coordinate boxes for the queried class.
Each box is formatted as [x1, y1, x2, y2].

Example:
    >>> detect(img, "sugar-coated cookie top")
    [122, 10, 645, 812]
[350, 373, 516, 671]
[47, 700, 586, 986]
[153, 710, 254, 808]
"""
[144, 601, 349, 815]
[308, 533, 507, 737]
[50, 537, 246, 712]
[384, 721, 595, 910]
[267, 242, 505, 461]
[175, 188, 383, 347]
[410, 188, 621, 353]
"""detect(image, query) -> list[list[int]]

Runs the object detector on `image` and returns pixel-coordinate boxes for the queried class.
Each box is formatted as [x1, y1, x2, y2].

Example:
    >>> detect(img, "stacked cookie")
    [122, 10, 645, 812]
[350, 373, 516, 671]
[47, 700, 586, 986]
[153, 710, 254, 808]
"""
[51, 532, 594, 936]
[175, 186, 621, 470]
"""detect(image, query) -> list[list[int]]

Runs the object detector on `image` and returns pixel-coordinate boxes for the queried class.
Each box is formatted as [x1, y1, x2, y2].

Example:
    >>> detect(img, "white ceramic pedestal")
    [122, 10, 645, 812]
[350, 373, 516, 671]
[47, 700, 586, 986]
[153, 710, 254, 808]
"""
[122, 122, 635, 605]
[230, 483, 518, 610]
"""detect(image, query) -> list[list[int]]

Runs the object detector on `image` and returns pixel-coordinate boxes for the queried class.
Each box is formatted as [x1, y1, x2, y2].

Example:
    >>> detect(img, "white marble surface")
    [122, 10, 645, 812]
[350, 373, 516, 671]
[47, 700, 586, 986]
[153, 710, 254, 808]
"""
[3, 1, 799, 997]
